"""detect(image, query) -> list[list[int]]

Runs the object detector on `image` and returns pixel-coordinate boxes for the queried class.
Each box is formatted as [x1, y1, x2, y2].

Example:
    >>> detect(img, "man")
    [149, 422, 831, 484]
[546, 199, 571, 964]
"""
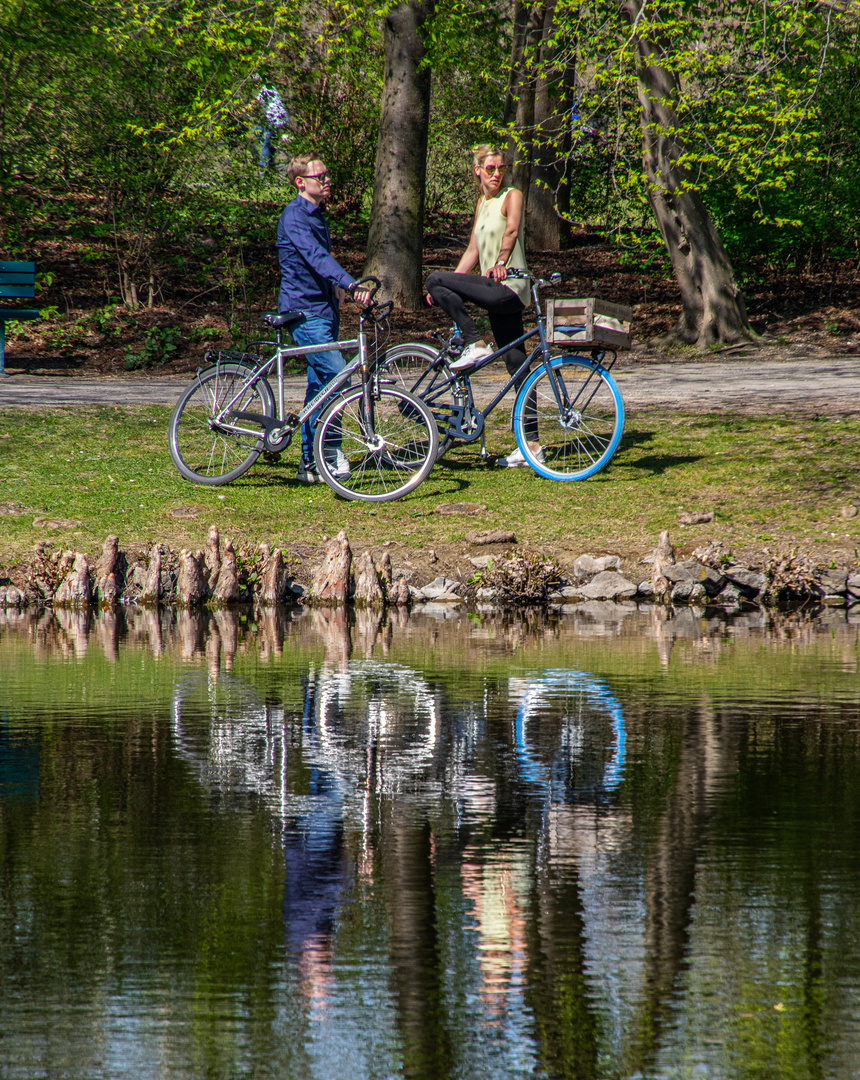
[276, 154, 371, 483]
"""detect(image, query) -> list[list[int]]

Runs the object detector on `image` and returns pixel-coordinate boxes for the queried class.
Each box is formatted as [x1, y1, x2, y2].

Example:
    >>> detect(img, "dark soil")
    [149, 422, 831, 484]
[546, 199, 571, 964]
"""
[4, 190, 860, 377]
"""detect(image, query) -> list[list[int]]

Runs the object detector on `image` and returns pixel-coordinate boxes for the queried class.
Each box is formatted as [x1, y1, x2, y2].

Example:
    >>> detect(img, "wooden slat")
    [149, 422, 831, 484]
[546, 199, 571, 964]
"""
[545, 296, 632, 349]
[0, 261, 35, 273]
[593, 298, 633, 322]
[0, 285, 35, 298]
[0, 272, 36, 286]
[0, 309, 40, 320]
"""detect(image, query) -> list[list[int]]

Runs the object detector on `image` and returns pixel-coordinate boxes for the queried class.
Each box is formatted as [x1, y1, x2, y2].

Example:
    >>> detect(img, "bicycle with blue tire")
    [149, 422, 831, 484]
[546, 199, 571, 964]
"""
[380, 271, 626, 482]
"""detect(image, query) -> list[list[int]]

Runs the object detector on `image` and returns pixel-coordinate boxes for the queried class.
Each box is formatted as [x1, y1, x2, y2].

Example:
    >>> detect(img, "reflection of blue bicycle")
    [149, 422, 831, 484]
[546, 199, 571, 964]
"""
[512, 670, 625, 799]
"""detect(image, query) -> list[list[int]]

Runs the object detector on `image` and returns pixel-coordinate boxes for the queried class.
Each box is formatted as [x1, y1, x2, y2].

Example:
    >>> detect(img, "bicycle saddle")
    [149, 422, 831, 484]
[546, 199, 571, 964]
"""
[263, 310, 305, 328]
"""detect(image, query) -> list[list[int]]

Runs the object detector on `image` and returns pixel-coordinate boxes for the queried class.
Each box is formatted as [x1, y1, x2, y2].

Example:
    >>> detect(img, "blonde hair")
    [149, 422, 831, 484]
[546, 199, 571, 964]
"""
[471, 144, 507, 187]
[287, 153, 322, 185]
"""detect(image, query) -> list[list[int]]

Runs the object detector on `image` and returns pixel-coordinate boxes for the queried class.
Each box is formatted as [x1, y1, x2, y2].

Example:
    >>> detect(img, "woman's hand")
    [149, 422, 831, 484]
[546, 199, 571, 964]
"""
[488, 262, 508, 283]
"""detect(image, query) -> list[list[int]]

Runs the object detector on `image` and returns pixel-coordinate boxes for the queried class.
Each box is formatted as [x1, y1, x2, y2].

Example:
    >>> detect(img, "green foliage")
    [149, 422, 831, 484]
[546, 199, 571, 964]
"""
[124, 326, 182, 370]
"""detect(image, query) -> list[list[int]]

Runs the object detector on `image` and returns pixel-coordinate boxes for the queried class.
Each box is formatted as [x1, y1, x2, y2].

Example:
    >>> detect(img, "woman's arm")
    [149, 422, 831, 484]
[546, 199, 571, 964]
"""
[488, 188, 523, 283]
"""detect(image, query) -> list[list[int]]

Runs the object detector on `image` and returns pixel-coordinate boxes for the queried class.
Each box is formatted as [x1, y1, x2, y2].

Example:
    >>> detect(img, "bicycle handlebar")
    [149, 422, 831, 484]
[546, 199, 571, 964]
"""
[350, 276, 382, 302]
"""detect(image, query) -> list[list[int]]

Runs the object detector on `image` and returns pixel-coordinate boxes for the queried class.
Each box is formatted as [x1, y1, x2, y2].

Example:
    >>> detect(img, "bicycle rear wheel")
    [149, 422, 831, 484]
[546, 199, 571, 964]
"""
[377, 342, 440, 394]
[168, 363, 275, 485]
[313, 385, 439, 501]
[511, 355, 624, 480]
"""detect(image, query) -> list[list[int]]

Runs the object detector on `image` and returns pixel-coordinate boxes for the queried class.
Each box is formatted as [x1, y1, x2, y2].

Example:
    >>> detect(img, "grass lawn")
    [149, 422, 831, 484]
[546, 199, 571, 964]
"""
[1, 404, 859, 577]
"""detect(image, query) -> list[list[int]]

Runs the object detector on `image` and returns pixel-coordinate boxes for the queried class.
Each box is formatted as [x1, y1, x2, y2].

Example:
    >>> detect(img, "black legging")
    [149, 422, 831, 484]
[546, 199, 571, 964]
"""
[426, 271, 537, 441]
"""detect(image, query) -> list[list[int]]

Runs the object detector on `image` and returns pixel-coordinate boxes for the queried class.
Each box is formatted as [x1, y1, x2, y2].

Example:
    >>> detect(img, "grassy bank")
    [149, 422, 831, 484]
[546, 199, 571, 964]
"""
[1, 404, 858, 584]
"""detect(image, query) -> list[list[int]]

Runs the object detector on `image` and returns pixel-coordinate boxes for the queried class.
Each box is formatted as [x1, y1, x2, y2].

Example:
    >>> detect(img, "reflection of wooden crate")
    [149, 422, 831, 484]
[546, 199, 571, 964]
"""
[545, 298, 633, 350]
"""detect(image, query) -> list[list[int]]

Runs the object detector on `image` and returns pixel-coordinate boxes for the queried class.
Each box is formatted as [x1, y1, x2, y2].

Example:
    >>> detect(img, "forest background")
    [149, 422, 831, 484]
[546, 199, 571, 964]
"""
[1, 0, 859, 373]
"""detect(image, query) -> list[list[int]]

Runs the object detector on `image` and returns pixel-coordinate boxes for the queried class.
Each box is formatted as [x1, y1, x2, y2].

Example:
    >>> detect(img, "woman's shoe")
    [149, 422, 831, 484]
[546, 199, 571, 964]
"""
[448, 341, 493, 372]
[496, 445, 544, 468]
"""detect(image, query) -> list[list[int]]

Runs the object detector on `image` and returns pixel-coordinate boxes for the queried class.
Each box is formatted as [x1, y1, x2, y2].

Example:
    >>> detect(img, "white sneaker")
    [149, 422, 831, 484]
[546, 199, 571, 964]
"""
[448, 341, 493, 372]
[324, 448, 351, 478]
[497, 445, 544, 468]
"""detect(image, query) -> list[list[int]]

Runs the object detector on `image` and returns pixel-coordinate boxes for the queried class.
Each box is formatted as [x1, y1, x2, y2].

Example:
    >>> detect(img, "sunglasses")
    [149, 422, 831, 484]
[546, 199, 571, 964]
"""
[302, 171, 331, 182]
[482, 165, 506, 175]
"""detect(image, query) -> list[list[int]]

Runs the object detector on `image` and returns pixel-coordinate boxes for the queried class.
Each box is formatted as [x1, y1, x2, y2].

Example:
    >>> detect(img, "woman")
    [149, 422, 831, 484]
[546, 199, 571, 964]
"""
[425, 145, 540, 467]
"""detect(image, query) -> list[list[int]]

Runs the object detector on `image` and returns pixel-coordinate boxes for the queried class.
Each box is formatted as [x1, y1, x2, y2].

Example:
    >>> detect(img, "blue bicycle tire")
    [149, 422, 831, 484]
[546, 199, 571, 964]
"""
[511, 355, 624, 481]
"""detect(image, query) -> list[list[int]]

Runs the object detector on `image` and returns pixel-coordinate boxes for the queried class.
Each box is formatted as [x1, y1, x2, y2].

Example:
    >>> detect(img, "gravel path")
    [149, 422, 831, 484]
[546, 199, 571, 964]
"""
[1, 357, 858, 414]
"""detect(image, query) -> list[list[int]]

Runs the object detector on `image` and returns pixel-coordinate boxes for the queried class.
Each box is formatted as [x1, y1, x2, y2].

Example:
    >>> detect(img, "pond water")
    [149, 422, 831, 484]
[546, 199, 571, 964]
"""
[1, 601, 860, 1080]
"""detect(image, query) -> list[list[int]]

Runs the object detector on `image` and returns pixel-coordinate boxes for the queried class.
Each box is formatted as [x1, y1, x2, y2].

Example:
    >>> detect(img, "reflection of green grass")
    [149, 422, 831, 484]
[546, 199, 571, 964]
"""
[0, 405, 858, 567]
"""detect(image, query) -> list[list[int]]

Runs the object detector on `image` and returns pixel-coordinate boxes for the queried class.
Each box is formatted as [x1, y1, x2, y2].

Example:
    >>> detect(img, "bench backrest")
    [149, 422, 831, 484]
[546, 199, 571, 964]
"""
[0, 261, 36, 300]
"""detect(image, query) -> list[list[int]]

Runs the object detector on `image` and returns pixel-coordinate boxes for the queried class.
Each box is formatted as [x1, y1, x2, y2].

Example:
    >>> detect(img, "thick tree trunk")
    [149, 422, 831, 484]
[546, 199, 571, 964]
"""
[363, 0, 434, 309]
[622, 0, 754, 348]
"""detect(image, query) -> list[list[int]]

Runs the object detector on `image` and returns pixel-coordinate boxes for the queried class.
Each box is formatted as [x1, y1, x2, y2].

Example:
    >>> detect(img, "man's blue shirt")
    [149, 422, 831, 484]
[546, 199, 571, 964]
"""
[276, 195, 354, 319]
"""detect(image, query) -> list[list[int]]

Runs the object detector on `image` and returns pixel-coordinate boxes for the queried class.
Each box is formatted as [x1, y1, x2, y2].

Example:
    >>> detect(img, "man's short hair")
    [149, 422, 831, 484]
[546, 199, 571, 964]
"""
[287, 154, 322, 185]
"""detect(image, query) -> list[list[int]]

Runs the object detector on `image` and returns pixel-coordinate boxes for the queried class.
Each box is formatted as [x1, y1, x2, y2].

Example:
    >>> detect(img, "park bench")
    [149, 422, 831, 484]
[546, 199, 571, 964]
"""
[0, 261, 40, 376]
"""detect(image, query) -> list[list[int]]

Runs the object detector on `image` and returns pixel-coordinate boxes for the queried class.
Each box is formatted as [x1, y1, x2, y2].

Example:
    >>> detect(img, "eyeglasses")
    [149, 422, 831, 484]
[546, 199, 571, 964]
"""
[482, 165, 506, 175]
[302, 171, 331, 182]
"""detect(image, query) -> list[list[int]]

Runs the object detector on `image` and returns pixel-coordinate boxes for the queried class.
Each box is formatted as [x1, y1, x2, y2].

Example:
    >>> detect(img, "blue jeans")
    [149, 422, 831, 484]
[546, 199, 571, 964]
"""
[290, 313, 347, 462]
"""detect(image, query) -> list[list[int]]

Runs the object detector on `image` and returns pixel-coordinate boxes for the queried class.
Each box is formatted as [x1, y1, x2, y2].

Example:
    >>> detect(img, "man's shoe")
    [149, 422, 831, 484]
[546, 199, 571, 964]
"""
[448, 341, 493, 372]
[497, 445, 544, 468]
[296, 461, 319, 483]
[324, 448, 351, 478]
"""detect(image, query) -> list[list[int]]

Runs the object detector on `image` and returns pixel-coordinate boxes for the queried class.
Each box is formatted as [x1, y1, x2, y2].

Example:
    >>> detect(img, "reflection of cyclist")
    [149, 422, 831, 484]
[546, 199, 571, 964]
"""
[276, 154, 371, 484]
[424, 144, 538, 468]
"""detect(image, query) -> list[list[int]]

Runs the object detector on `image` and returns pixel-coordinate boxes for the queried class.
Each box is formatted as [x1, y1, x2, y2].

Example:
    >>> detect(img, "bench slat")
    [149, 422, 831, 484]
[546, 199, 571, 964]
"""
[0, 309, 40, 320]
[0, 273, 36, 286]
[0, 285, 36, 298]
[0, 261, 35, 272]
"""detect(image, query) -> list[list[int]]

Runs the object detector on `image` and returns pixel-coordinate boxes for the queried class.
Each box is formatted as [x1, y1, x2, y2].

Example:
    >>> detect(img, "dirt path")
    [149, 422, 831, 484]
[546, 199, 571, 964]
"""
[1, 356, 858, 414]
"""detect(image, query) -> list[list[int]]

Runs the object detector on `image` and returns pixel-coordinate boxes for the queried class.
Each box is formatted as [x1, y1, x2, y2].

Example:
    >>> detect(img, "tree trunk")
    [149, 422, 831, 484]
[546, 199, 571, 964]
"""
[503, 0, 546, 201]
[363, 0, 434, 309]
[622, 0, 754, 348]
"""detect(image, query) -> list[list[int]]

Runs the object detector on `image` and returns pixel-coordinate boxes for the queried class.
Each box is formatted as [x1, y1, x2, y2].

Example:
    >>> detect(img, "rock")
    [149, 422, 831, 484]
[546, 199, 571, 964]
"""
[176, 549, 206, 607]
[671, 580, 707, 603]
[467, 529, 517, 546]
[678, 511, 714, 525]
[204, 525, 221, 591]
[573, 554, 621, 578]
[848, 574, 860, 598]
[427, 549, 438, 564]
[662, 559, 726, 596]
[469, 555, 493, 569]
[54, 552, 91, 607]
[420, 576, 462, 599]
[33, 516, 82, 530]
[0, 586, 25, 608]
[711, 582, 745, 606]
[651, 530, 675, 602]
[476, 587, 497, 600]
[637, 580, 654, 598]
[436, 502, 487, 516]
[578, 571, 638, 600]
[140, 544, 163, 606]
[289, 582, 305, 597]
[93, 535, 119, 607]
[840, 505, 858, 519]
[818, 568, 848, 596]
[392, 575, 411, 607]
[258, 548, 290, 606]
[213, 539, 240, 605]
[559, 585, 585, 599]
[353, 550, 385, 608]
[723, 564, 767, 594]
[309, 530, 352, 605]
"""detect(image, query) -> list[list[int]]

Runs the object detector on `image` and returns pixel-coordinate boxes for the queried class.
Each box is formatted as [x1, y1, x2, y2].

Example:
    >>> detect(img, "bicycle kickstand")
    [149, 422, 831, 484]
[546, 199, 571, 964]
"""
[479, 432, 491, 460]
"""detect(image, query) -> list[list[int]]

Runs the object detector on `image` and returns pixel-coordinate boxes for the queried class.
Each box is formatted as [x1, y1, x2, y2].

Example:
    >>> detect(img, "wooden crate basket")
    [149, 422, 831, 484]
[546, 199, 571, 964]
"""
[545, 297, 633, 350]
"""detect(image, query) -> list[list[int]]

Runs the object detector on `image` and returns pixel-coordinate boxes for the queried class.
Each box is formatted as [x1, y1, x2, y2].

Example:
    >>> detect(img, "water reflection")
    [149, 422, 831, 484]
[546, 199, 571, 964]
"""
[1, 602, 859, 1079]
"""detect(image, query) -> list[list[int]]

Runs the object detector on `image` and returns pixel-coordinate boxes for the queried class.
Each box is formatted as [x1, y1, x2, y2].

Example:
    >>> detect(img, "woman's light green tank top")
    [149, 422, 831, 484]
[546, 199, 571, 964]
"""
[474, 189, 530, 306]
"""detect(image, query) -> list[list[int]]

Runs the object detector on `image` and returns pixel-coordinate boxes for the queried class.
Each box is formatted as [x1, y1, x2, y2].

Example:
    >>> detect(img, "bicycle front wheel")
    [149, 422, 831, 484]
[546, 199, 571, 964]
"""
[168, 363, 275, 485]
[313, 385, 439, 501]
[511, 355, 624, 481]
[378, 342, 440, 394]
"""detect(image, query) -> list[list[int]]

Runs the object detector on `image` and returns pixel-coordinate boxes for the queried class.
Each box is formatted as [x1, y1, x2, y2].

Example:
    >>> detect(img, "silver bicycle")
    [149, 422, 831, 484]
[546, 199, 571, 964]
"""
[167, 278, 439, 502]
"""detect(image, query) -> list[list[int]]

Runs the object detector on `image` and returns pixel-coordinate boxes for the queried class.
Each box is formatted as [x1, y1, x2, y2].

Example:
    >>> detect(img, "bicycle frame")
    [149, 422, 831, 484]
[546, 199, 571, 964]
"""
[416, 277, 617, 445]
